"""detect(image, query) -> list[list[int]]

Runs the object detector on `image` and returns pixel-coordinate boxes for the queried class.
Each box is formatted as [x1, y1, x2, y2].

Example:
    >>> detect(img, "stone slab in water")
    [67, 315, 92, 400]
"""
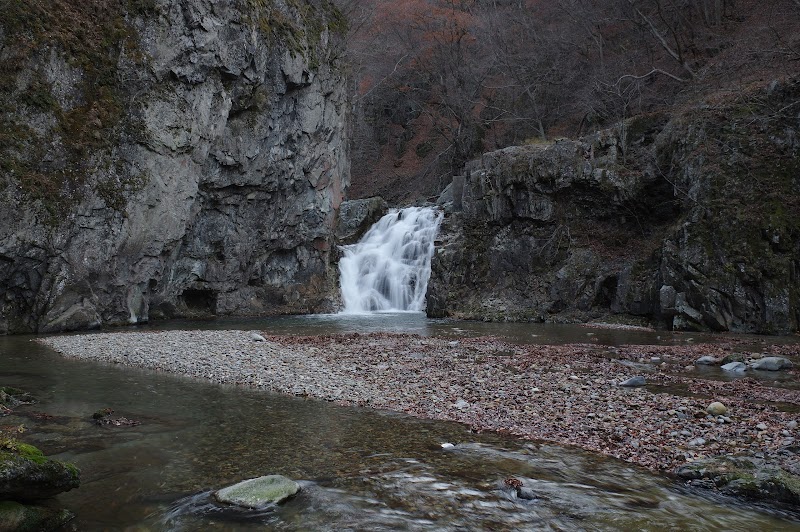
[750, 357, 793, 371]
[695, 356, 719, 365]
[720, 361, 746, 372]
[214, 475, 300, 508]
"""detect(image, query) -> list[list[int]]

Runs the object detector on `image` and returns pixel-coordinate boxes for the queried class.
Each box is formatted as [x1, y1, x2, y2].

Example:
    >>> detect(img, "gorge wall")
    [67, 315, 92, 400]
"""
[428, 78, 800, 334]
[0, 0, 349, 334]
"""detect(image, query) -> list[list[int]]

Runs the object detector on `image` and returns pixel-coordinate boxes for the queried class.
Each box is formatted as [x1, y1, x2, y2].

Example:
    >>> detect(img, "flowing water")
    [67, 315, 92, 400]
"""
[2, 318, 799, 531]
[339, 207, 443, 313]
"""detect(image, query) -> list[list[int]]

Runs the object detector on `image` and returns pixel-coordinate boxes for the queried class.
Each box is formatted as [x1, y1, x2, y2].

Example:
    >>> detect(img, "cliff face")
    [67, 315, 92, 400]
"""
[0, 0, 349, 334]
[429, 79, 800, 334]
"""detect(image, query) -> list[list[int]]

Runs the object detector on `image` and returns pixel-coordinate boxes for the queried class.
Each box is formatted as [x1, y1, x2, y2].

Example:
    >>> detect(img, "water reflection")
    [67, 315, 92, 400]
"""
[141, 312, 798, 348]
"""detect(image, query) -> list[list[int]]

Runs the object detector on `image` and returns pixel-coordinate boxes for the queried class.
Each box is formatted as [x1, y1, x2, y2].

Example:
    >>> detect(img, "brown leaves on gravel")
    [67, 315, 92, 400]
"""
[262, 333, 799, 474]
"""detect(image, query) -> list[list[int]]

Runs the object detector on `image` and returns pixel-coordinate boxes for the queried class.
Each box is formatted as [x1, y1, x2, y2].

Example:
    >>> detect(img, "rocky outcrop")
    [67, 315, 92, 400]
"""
[334, 196, 388, 245]
[0, 0, 349, 334]
[429, 78, 800, 334]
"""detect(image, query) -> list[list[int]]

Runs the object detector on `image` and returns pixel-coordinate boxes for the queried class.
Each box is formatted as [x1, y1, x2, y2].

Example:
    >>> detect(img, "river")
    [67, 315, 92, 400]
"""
[1, 314, 798, 530]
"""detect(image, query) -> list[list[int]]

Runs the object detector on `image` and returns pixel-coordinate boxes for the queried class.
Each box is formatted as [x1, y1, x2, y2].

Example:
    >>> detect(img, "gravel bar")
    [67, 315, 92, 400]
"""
[39, 330, 800, 474]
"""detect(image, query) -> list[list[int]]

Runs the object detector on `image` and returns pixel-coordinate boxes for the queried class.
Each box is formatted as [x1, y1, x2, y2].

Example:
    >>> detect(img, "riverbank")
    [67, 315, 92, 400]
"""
[39, 330, 799, 477]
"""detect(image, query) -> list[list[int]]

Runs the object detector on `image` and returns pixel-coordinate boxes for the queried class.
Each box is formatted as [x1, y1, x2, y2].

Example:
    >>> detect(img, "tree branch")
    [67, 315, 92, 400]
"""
[627, 0, 696, 78]
[617, 68, 689, 85]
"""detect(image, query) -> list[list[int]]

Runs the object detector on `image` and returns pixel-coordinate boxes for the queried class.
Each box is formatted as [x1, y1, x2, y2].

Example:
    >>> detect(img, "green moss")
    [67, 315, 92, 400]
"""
[13, 443, 47, 465]
[246, 0, 345, 70]
[0, 438, 46, 465]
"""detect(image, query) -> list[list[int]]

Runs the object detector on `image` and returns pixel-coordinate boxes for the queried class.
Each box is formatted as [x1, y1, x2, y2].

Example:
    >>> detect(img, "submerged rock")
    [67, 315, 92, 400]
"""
[720, 362, 747, 373]
[0, 442, 80, 500]
[92, 408, 140, 427]
[749, 357, 793, 371]
[695, 356, 719, 366]
[0, 387, 36, 410]
[676, 456, 800, 505]
[0, 501, 73, 531]
[214, 475, 300, 508]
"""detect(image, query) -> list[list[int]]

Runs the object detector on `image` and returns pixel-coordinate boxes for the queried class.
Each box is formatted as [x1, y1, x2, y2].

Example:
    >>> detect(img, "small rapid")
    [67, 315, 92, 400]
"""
[338, 206, 443, 313]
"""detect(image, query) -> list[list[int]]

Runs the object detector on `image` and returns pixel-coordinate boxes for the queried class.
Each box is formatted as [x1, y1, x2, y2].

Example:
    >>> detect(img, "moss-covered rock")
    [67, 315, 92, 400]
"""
[0, 441, 80, 500]
[0, 501, 73, 532]
[675, 456, 800, 505]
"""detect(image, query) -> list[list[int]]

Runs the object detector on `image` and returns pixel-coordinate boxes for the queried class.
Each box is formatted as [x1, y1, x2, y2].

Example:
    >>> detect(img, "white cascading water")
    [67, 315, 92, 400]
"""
[339, 206, 443, 313]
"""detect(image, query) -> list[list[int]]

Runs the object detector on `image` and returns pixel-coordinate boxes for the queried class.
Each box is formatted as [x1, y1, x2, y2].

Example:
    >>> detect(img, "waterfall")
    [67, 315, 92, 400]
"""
[339, 206, 443, 313]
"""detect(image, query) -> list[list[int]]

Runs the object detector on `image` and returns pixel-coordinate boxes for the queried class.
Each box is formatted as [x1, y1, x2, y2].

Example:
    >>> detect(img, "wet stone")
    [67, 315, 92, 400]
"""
[721, 362, 746, 373]
[695, 356, 719, 365]
[619, 376, 646, 387]
[749, 357, 793, 371]
[214, 475, 300, 508]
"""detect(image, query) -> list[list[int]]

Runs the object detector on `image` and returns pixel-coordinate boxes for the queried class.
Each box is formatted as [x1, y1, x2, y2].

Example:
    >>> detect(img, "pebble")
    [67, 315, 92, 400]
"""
[454, 399, 470, 410]
[706, 402, 727, 416]
[250, 332, 266, 342]
[789, 421, 798, 430]
[757, 423, 768, 431]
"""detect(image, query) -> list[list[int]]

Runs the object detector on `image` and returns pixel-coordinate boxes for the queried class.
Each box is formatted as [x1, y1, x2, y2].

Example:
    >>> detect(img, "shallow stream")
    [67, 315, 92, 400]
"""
[2, 314, 799, 530]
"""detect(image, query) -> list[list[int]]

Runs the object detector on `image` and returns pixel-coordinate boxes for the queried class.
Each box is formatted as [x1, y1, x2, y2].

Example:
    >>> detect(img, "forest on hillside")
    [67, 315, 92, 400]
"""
[336, 0, 800, 203]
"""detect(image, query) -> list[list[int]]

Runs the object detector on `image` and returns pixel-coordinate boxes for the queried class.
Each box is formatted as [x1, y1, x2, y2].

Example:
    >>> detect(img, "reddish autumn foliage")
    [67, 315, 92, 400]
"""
[336, 0, 800, 203]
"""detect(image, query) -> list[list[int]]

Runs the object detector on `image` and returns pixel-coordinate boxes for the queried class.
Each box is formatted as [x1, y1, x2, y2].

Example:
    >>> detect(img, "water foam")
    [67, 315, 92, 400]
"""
[339, 206, 443, 313]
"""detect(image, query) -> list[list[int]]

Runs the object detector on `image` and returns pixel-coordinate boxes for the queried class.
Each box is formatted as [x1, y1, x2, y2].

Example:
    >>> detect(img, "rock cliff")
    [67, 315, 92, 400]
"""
[0, 0, 349, 334]
[429, 78, 800, 334]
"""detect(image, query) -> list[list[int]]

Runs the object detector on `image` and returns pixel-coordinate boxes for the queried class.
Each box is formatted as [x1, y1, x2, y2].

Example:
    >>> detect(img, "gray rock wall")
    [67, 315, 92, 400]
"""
[0, 0, 349, 333]
[429, 79, 800, 334]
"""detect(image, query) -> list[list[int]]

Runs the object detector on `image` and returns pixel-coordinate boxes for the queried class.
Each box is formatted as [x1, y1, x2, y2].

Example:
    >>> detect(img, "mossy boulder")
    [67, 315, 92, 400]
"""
[675, 456, 800, 505]
[214, 475, 300, 508]
[0, 442, 80, 501]
[0, 501, 73, 532]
